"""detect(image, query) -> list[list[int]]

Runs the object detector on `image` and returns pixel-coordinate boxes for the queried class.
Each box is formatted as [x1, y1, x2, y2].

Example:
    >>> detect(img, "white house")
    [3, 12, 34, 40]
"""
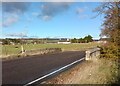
[57, 42, 71, 44]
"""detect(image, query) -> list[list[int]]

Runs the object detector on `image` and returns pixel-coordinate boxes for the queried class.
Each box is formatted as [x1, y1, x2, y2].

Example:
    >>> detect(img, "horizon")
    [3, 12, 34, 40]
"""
[0, 36, 101, 40]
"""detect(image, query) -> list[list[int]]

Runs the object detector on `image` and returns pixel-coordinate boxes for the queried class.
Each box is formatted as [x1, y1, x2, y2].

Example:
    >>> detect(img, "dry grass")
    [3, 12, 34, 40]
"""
[44, 58, 119, 84]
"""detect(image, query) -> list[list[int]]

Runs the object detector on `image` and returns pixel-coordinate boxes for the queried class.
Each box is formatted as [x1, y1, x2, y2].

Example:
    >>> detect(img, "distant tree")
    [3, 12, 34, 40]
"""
[84, 36, 89, 43]
[9, 39, 21, 44]
[83, 35, 93, 43]
[71, 35, 93, 43]
[78, 38, 84, 43]
[71, 38, 77, 43]
[2, 39, 10, 45]
[87, 35, 93, 42]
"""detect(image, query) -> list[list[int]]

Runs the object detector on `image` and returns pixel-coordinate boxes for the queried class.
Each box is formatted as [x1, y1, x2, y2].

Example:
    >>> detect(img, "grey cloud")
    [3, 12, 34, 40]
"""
[39, 2, 71, 21]
[2, 2, 30, 14]
[2, 2, 31, 27]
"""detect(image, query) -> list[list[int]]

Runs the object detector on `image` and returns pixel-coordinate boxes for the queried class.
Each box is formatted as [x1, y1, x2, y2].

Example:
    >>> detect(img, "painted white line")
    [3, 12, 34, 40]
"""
[24, 57, 85, 86]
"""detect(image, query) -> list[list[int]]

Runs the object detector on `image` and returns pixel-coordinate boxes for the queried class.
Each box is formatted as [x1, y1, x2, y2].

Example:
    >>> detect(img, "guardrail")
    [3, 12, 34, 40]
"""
[85, 47, 100, 60]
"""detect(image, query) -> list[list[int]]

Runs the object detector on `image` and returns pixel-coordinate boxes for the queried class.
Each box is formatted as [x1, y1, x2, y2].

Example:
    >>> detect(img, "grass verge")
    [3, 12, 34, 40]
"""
[44, 58, 119, 84]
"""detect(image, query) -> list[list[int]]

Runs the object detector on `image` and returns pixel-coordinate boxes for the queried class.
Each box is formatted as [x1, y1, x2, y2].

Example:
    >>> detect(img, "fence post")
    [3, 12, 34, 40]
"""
[85, 51, 90, 60]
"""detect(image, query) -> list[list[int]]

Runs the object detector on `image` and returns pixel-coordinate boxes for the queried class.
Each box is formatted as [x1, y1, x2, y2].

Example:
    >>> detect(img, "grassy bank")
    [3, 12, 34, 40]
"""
[1, 42, 100, 57]
[44, 58, 119, 84]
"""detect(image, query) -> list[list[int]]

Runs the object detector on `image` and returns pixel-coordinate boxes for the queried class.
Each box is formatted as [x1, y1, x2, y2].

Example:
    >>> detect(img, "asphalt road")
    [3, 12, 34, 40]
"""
[2, 51, 85, 85]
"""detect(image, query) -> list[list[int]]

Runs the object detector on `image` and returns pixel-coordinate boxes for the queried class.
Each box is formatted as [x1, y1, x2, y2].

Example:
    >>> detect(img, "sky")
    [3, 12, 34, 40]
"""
[1, 2, 104, 39]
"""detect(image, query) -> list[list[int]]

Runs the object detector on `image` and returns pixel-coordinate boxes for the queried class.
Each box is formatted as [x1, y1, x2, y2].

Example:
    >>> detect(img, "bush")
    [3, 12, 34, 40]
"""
[100, 43, 119, 58]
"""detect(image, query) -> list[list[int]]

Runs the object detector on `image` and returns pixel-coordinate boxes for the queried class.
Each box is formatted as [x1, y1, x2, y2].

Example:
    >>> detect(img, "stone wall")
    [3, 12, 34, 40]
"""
[2, 48, 62, 61]
[23, 48, 62, 56]
[85, 47, 100, 61]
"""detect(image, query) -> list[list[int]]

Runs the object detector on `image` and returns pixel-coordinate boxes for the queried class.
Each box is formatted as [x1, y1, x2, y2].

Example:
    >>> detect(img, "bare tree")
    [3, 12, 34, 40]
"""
[95, 2, 120, 42]
[94, 1, 120, 57]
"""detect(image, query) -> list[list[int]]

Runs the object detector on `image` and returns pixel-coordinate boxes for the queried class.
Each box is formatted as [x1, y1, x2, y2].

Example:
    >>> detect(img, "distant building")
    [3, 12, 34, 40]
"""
[10, 42, 15, 45]
[59, 38, 68, 41]
[57, 38, 71, 44]
[97, 40, 107, 44]
[58, 42, 71, 44]
[0, 41, 2, 44]
[98, 38, 109, 44]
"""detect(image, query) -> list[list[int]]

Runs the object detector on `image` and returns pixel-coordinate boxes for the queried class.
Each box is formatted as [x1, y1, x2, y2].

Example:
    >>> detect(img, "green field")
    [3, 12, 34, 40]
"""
[1, 42, 100, 56]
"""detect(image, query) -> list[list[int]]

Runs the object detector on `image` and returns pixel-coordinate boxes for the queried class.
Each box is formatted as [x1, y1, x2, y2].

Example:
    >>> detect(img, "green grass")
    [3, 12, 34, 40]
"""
[1, 42, 100, 56]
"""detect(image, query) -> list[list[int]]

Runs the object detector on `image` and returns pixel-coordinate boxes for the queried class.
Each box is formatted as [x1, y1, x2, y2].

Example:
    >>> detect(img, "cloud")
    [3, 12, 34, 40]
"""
[39, 2, 71, 21]
[76, 7, 89, 19]
[2, 2, 71, 26]
[78, 14, 88, 19]
[5, 32, 27, 37]
[2, 14, 19, 27]
[2, 2, 30, 14]
[42, 15, 52, 21]
[2, 2, 31, 27]
[32, 12, 39, 16]
[76, 8, 84, 14]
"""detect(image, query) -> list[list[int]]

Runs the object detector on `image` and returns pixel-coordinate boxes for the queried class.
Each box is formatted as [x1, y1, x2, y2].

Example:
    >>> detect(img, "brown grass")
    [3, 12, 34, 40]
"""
[43, 58, 118, 84]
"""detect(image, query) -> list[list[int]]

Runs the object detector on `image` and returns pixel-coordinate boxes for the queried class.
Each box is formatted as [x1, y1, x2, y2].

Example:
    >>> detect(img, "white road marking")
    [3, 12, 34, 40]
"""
[24, 57, 85, 86]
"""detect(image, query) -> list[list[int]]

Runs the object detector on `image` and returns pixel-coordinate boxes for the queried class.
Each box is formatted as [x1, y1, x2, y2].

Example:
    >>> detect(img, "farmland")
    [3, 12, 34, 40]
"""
[1, 42, 100, 57]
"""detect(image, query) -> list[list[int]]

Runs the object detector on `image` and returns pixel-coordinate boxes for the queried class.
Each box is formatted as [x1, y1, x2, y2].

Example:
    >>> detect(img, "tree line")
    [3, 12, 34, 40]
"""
[71, 35, 93, 43]
[1, 38, 21, 45]
[1, 38, 43, 45]
[1, 35, 93, 45]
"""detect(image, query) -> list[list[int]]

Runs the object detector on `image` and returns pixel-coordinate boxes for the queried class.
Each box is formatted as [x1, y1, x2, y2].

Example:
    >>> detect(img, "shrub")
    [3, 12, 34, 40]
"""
[100, 43, 119, 58]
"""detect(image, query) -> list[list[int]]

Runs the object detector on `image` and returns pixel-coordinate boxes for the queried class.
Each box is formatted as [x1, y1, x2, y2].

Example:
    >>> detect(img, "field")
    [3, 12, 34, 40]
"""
[1, 42, 100, 57]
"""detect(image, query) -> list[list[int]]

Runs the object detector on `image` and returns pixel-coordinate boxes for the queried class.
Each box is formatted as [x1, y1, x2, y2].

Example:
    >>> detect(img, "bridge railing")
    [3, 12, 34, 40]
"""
[85, 47, 100, 60]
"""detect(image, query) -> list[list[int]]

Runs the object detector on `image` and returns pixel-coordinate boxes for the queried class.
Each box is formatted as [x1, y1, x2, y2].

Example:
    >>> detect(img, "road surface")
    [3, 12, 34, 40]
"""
[2, 51, 85, 85]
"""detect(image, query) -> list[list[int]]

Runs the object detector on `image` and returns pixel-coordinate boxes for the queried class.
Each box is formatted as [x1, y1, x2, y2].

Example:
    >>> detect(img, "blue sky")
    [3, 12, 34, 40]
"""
[1, 2, 104, 39]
